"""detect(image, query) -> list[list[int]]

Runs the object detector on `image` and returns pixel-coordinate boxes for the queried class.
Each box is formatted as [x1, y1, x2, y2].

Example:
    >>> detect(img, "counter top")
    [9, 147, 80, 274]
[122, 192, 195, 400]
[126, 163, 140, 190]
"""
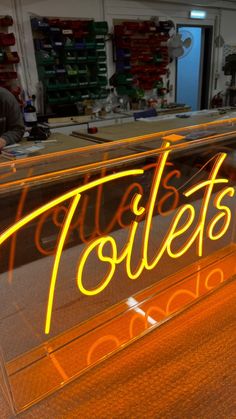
[72, 112, 231, 142]
[0, 132, 97, 164]
[42, 106, 191, 129]
[1, 113, 236, 192]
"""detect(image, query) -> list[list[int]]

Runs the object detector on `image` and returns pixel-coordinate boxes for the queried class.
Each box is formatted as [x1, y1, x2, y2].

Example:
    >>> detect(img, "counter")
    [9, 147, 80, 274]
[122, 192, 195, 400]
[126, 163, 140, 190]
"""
[72, 110, 236, 142]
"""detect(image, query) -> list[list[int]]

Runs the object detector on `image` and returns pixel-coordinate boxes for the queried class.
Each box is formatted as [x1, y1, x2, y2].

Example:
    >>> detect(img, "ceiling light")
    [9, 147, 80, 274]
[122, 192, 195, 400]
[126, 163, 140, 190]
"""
[190, 10, 207, 19]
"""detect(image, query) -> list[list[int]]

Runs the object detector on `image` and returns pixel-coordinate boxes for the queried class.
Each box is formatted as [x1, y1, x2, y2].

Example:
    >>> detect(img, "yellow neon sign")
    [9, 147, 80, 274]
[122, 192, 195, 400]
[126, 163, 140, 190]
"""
[0, 145, 234, 335]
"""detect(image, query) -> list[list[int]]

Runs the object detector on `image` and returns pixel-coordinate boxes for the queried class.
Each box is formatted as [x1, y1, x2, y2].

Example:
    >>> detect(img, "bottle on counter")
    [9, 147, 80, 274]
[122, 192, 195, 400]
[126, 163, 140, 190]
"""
[23, 99, 37, 127]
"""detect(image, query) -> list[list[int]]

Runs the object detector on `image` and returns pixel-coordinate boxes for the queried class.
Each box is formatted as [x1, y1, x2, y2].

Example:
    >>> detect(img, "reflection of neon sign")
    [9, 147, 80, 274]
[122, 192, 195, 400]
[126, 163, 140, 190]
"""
[0, 144, 234, 334]
[33, 160, 180, 255]
[86, 263, 227, 366]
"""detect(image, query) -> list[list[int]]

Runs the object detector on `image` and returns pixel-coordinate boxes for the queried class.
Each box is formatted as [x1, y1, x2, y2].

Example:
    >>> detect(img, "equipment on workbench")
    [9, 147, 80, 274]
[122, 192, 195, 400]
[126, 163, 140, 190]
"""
[27, 125, 51, 141]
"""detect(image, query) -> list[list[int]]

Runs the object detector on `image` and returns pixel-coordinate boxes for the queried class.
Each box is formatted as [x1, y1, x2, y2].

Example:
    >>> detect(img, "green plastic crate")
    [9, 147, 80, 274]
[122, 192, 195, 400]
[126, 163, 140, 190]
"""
[88, 21, 108, 35]
[85, 41, 96, 49]
[64, 38, 75, 50]
[66, 65, 78, 76]
[116, 73, 133, 85]
[89, 80, 98, 87]
[36, 51, 56, 65]
[64, 52, 77, 64]
[97, 64, 107, 74]
[95, 40, 105, 50]
[77, 65, 88, 75]
[97, 51, 106, 62]
[90, 91, 100, 99]
[87, 52, 97, 62]
[116, 86, 137, 97]
[38, 66, 56, 78]
[98, 76, 107, 86]
[99, 89, 108, 99]
[47, 92, 70, 104]
[68, 92, 78, 103]
[77, 55, 87, 63]
[80, 90, 90, 99]
[46, 80, 70, 90]
[78, 77, 89, 87]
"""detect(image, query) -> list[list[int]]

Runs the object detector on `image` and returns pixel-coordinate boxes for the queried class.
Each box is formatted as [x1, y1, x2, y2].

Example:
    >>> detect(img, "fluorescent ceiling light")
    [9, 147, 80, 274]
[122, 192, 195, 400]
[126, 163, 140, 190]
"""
[190, 10, 207, 19]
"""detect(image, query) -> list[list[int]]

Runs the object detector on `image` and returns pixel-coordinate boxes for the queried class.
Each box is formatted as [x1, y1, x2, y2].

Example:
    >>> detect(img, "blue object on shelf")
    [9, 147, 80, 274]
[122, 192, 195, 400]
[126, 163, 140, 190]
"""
[31, 18, 49, 30]
[133, 108, 157, 120]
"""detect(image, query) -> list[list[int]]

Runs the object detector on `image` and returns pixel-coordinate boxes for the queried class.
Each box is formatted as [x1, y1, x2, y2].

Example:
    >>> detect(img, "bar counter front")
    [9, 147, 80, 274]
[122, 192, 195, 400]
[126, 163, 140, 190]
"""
[0, 119, 236, 414]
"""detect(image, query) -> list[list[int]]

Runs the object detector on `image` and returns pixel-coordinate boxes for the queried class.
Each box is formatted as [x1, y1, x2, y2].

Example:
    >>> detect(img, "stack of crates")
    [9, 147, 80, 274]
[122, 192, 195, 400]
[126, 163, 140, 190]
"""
[0, 15, 22, 104]
[31, 17, 109, 113]
[113, 20, 170, 97]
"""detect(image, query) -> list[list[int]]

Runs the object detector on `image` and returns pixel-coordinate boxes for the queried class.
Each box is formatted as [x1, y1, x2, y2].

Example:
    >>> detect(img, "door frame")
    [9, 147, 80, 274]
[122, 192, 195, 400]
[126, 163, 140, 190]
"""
[175, 24, 213, 110]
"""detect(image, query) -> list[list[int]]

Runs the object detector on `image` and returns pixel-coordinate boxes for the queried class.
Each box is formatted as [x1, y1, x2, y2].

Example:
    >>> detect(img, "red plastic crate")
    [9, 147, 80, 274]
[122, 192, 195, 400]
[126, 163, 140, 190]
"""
[0, 71, 17, 80]
[141, 21, 156, 32]
[0, 32, 15, 46]
[73, 30, 89, 38]
[116, 38, 132, 48]
[4, 51, 20, 64]
[70, 20, 89, 30]
[123, 21, 141, 31]
[139, 82, 154, 90]
[114, 25, 131, 36]
[47, 19, 60, 27]
[0, 15, 13, 27]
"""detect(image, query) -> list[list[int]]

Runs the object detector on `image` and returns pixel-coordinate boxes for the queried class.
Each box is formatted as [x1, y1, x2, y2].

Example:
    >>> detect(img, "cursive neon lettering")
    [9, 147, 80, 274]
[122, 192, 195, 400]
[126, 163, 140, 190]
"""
[0, 147, 234, 336]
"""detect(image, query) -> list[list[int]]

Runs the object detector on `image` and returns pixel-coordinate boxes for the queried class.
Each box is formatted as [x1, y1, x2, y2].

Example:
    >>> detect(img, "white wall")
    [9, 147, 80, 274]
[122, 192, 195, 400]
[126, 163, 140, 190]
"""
[214, 9, 236, 101]
[3, 0, 236, 107]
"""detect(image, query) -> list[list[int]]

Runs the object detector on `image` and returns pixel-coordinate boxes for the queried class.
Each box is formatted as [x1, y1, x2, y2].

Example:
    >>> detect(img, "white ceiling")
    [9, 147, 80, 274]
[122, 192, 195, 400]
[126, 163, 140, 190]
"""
[154, 0, 236, 9]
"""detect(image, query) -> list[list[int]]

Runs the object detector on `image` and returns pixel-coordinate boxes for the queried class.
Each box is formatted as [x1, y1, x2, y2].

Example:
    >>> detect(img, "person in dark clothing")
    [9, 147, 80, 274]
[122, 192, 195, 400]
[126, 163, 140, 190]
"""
[0, 87, 25, 150]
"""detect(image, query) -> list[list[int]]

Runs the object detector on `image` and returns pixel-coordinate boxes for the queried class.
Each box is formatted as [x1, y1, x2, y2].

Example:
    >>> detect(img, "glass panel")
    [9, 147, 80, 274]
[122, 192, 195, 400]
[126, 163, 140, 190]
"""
[0, 119, 236, 413]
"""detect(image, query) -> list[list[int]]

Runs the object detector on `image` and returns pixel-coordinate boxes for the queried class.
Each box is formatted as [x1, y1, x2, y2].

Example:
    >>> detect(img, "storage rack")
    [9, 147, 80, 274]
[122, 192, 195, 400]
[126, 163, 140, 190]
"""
[0, 15, 22, 104]
[31, 17, 109, 115]
[112, 20, 170, 99]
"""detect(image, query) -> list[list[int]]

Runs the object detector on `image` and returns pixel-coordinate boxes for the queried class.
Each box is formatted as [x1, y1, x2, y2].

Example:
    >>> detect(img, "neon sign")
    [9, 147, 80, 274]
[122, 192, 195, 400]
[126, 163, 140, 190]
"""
[0, 143, 234, 335]
[33, 160, 180, 256]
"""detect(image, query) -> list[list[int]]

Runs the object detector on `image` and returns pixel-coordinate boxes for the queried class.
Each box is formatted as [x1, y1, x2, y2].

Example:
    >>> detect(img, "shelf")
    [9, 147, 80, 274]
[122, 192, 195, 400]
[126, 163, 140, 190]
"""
[113, 19, 170, 96]
[0, 16, 21, 104]
[32, 17, 109, 113]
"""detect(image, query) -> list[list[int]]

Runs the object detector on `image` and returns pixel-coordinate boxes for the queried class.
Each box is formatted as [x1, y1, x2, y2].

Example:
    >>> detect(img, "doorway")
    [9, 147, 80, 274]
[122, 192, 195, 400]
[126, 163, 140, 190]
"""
[176, 25, 213, 111]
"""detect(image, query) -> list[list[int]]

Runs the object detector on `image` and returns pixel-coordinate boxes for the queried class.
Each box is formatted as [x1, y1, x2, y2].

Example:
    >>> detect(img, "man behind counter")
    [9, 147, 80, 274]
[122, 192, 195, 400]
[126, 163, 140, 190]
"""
[0, 87, 25, 150]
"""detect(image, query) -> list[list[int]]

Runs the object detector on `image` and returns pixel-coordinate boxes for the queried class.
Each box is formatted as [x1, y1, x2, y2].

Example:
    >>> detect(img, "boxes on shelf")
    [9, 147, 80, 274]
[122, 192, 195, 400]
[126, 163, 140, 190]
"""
[112, 19, 170, 99]
[31, 16, 109, 114]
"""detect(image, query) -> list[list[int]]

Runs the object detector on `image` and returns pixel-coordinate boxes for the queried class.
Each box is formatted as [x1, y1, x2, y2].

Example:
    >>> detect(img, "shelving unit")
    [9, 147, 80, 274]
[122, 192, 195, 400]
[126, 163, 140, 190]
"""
[0, 15, 22, 104]
[112, 20, 171, 99]
[31, 17, 109, 115]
